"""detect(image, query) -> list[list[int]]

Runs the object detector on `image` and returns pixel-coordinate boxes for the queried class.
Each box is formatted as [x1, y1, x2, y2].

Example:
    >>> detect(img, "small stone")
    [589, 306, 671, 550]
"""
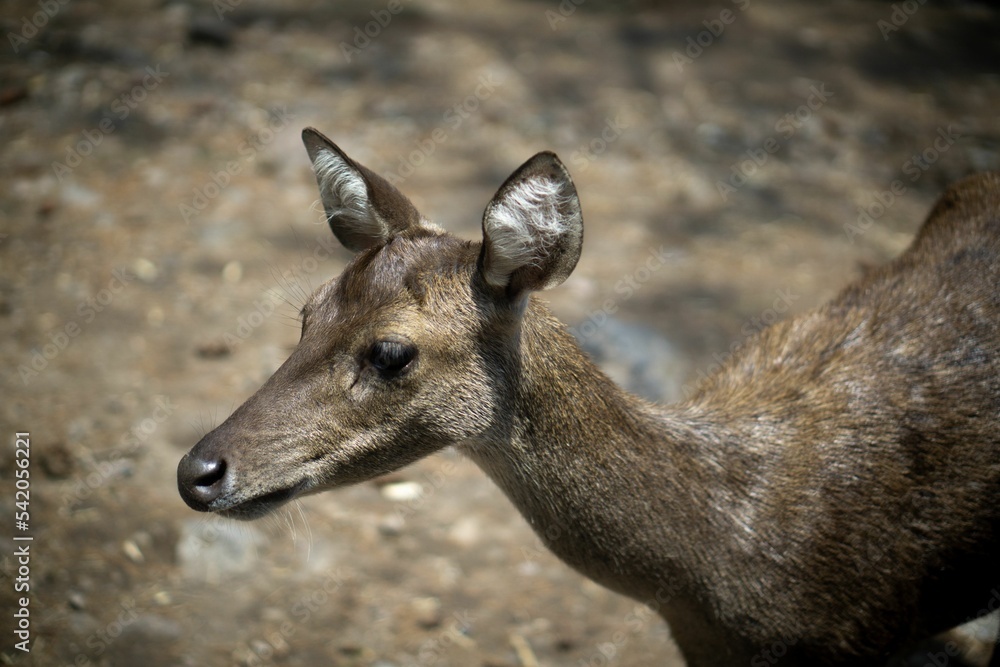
[447, 516, 481, 547]
[222, 261, 242, 284]
[133, 258, 158, 282]
[555, 637, 576, 652]
[0, 85, 28, 107]
[378, 514, 405, 537]
[67, 590, 86, 610]
[250, 637, 285, 657]
[188, 17, 235, 48]
[195, 339, 232, 359]
[411, 596, 442, 629]
[338, 644, 370, 658]
[516, 560, 541, 577]
[380, 481, 423, 502]
[40, 442, 74, 479]
[122, 539, 144, 563]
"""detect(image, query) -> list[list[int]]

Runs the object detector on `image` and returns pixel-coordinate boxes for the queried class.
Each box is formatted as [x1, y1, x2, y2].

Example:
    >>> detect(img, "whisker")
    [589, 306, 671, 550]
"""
[282, 505, 296, 545]
[293, 500, 313, 562]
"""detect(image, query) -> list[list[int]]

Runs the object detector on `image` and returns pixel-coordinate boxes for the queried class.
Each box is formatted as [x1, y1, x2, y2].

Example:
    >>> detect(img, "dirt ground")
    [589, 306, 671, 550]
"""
[2, 0, 999, 665]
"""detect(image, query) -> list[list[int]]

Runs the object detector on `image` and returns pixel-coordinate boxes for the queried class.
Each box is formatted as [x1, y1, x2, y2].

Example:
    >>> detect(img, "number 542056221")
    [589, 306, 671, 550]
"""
[15, 433, 30, 530]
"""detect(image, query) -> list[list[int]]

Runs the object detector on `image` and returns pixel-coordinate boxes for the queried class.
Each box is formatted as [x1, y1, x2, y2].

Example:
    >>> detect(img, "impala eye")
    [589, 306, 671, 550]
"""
[368, 340, 417, 376]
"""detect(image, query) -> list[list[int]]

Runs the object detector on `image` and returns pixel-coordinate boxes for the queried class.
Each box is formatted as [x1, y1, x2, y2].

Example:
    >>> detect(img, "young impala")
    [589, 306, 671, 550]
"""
[179, 128, 1000, 666]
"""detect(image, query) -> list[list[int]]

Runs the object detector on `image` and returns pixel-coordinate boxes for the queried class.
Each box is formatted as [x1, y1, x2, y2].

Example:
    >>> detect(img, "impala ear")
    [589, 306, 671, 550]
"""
[480, 151, 583, 297]
[302, 127, 422, 252]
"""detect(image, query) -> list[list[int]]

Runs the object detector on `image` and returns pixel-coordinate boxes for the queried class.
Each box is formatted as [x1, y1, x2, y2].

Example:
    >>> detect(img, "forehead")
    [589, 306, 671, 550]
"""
[305, 233, 479, 320]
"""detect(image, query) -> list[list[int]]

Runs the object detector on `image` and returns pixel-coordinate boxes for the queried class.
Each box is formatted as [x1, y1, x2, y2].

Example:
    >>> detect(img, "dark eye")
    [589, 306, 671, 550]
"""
[368, 340, 417, 376]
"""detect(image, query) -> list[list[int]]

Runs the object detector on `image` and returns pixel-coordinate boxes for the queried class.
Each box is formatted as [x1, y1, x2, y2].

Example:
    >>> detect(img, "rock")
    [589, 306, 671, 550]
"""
[0, 85, 29, 107]
[132, 258, 158, 283]
[122, 539, 144, 563]
[411, 596, 443, 629]
[195, 339, 233, 358]
[447, 516, 481, 547]
[39, 442, 74, 479]
[378, 513, 405, 537]
[380, 480, 423, 502]
[188, 17, 235, 49]
[67, 590, 86, 610]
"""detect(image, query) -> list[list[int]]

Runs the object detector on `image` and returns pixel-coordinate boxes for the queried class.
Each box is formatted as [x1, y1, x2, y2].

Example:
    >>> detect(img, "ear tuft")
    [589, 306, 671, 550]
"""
[481, 152, 583, 295]
[303, 128, 422, 252]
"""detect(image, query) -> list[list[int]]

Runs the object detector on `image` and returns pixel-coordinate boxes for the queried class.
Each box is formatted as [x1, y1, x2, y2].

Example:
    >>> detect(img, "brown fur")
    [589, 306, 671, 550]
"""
[179, 130, 1000, 666]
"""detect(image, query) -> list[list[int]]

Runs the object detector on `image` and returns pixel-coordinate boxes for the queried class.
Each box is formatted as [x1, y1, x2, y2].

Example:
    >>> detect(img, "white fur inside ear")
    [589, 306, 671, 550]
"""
[312, 149, 384, 235]
[484, 176, 580, 287]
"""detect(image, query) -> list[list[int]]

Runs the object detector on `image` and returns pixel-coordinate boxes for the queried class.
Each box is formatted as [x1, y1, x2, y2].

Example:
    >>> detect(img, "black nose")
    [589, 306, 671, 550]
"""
[177, 452, 228, 511]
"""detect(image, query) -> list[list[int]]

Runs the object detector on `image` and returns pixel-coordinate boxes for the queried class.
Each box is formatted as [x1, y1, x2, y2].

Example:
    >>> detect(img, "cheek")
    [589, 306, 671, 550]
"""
[296, 364, 369, 432]
[346, 372, 423, 426]
[414, 374, 497, 440]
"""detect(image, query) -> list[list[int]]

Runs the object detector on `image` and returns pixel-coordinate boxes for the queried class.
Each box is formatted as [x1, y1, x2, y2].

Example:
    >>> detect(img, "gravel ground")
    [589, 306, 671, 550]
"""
[1, 0, 999, 665]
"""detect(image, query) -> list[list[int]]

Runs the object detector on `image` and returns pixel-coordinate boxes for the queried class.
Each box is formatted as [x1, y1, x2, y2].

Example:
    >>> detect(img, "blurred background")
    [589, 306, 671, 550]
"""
[2, 0, 999, 665]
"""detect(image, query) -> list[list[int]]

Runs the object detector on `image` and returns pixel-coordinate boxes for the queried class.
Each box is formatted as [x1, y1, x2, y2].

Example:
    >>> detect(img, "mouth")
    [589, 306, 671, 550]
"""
[216, 481, 309, 520]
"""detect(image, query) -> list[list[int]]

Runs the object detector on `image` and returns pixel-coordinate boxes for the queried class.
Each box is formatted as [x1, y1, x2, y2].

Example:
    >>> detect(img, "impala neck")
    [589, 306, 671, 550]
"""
[463, 302, 757, 604]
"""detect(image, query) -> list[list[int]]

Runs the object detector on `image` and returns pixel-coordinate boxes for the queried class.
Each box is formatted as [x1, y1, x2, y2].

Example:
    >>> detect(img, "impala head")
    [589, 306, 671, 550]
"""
[177, 128, 583, 518]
